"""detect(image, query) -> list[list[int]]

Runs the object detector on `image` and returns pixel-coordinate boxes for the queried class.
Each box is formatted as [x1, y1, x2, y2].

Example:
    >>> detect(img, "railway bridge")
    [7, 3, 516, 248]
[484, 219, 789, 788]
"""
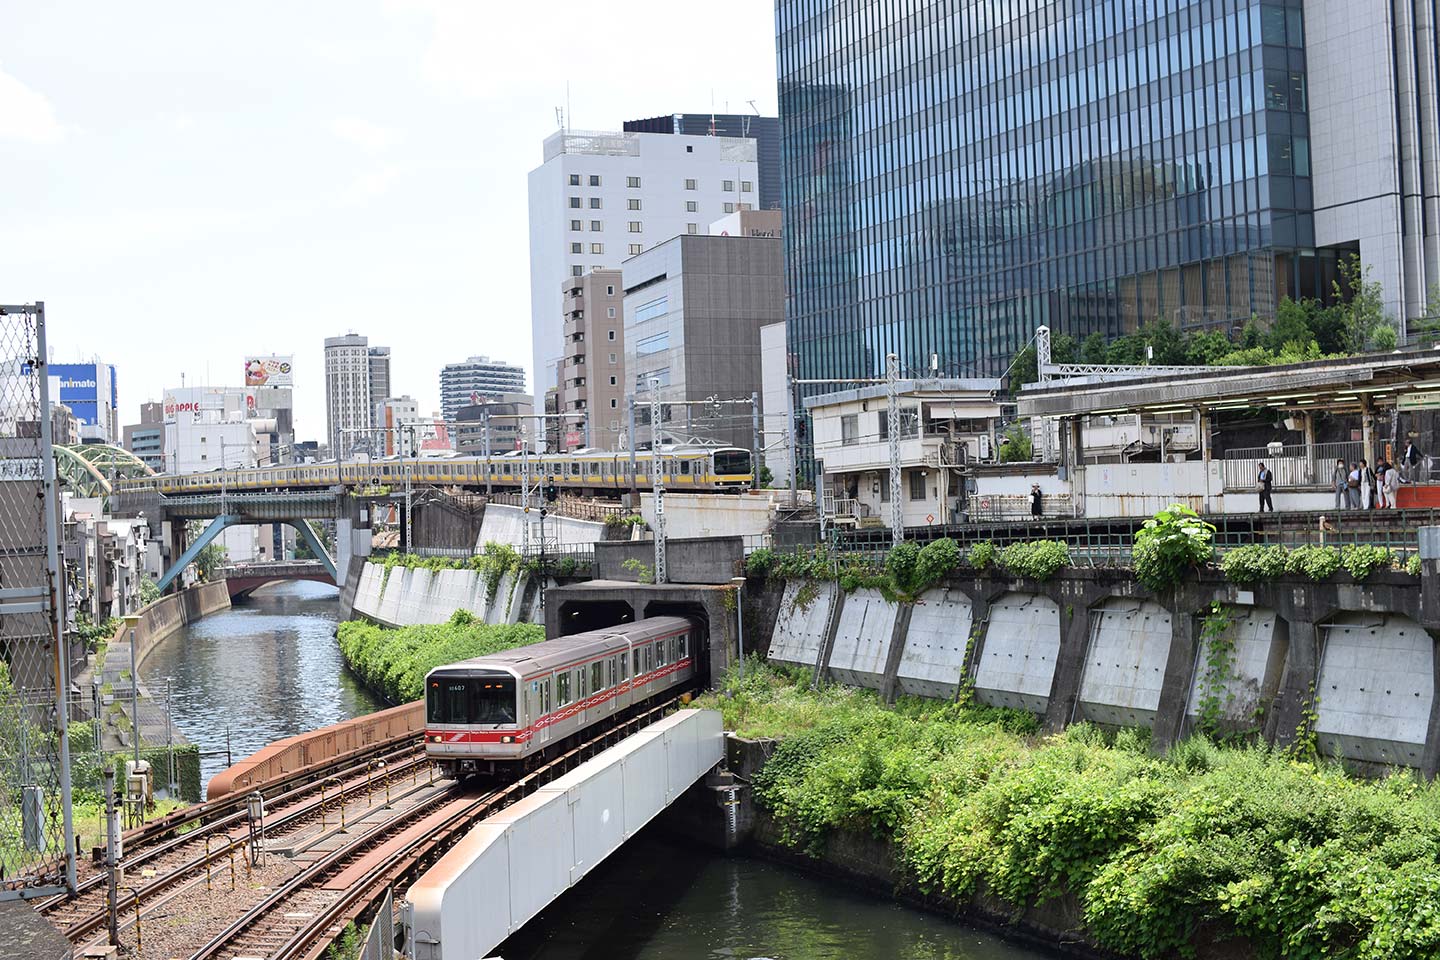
[216, 559, 336, 598]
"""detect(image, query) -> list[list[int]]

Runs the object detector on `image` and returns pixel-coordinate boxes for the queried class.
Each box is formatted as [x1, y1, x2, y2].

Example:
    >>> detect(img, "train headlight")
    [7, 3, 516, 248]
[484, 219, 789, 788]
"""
[501, 736, 514, 744]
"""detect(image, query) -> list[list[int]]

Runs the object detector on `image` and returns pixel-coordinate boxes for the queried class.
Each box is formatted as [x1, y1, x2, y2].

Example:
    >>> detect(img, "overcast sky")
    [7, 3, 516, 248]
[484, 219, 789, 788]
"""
[1, 2, 779, 441]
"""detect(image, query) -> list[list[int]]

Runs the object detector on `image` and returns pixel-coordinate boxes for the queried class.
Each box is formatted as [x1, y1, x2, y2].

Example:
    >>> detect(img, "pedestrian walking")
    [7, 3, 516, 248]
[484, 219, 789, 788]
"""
[1257, 462, 1274, 512]
[1332, 458, 1348, 510]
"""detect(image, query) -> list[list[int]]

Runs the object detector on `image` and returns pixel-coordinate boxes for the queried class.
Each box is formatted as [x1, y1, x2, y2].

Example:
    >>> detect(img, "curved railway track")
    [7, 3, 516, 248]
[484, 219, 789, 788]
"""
[42, 732, 427, 941]
[194, 694, 690, 960]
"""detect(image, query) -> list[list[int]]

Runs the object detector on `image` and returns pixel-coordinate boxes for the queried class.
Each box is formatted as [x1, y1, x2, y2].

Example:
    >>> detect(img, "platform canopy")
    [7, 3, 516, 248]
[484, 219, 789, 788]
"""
[1016, 348, 1440, 420]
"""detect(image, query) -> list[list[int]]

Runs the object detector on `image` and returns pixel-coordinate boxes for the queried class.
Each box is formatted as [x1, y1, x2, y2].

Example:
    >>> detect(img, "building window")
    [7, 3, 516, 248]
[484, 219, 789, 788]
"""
[909, 471, 927, 501]
[878, 474, 890, 503]
[610, 398, 618, 408]
[686, 223, 697, 234]
[627, 176, 640, 188]
[629, 243, 642, 255]
[590, 220, 601, 231]
[636, 331, 670, 355]
[606, 284, 615, 295]
[607, 306, 616, 317]
[684, 178, 696, 190]
[570, 219, 582, 231]
[569, 197, 581, 208]
[741, 180, 752, 192]
[723, 202, 735, 214]
[588, 174, 601, 186]
[685, 200, 697, 212]
[608, 331, 616, 341]
[609, 376, 617, 385]
[627, 221, 642, 233]
[591, 243, 604, 254]
[685, 145, 693, 153]
[628, 198, 641, 210]
[568, 173, 580, 186]
[586, 197, 600, 209]
[571, 242, 583, 253]
[723, 179, 734, 191]
[572, 265, 583, 277]
[609, 351, 617, 362]
[634, 296, 668, 323]
[841, 414, 858, 446]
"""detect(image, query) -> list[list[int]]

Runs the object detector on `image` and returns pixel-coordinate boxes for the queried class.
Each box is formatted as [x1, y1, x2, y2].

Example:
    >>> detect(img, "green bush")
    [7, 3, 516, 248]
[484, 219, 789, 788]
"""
[745, 547, 777, 580]
[999, 540, 1071, 581]
[1132, 504, 1214, 592]
[884, 542, 921, 594]
[1220, 544, 1288, 583]
[1407, 554, 1423, 577]
[336, 618, 545, 704]
[911, 538, 960, 593]
[1286, 544, 1342, 581]
[704, 664, 1440, 960]
[1342, 544, 1394, 580]
[967, 541, 996, 570]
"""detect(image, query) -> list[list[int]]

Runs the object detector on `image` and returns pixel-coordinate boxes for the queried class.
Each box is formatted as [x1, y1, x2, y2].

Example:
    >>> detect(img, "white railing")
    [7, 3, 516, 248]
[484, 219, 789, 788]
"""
[1221, 442, 1365, 491]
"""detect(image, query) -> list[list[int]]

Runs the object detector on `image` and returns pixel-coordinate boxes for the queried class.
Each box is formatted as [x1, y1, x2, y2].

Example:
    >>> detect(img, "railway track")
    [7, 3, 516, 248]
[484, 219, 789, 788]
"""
[193, 693, 692, 960]
[42, 733, 427, 942]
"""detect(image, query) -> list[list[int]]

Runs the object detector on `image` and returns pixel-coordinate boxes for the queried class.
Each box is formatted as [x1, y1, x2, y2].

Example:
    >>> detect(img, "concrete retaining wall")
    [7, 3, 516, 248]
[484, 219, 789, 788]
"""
[639, 491, 775, 540]
[475, 503, 604, 552]
[128, 581, 232, 669]
[594, 537, 745, 585]
[752, 567, 1440, 775]
[350, 562, 540, 628]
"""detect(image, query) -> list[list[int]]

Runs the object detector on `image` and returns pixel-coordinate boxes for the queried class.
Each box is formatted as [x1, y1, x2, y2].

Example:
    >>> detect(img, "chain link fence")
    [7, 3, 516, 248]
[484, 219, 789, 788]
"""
[0, 303, 76, 898]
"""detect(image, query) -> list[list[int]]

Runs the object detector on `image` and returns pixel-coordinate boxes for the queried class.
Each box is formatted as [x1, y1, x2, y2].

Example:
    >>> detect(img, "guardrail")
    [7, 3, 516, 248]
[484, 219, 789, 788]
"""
[1221, 441, 1365, 491]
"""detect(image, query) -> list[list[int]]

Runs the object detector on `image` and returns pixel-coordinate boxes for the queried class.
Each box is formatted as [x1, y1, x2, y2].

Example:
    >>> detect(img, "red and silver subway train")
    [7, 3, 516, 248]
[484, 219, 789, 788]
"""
[423, 616, 701, 778]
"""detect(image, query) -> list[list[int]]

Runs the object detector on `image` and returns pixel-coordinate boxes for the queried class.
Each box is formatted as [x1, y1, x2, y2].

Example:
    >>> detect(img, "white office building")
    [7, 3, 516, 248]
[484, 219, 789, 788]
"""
[527, 128, 759, 439]
[438, 356, 527, 423]
[325, 334, 372, 457]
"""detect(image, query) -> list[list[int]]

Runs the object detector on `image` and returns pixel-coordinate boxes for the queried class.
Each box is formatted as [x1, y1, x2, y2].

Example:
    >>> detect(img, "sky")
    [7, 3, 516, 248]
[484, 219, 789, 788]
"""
[1, 1, 779, 442]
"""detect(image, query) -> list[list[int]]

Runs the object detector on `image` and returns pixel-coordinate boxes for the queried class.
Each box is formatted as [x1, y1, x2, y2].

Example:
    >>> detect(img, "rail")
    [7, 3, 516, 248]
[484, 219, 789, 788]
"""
[1221, 441, 1365, 491]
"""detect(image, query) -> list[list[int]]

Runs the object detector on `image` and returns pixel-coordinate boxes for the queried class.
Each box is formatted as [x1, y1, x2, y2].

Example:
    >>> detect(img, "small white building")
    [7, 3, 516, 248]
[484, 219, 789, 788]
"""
[805, 379, 1004, 529]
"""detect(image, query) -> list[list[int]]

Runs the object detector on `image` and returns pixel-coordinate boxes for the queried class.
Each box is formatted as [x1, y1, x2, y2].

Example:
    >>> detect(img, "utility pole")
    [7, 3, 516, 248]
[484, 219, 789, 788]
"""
[886, 353, 904, 544]
[129, 629, 140, 769]
[751, 390, 761, 491]
[788, 376, 799, 508]
[104, 765, 119, 947]
[627, 396, 638, 498]
[403, 423, 415, 555]
[650, 380, 666, 584]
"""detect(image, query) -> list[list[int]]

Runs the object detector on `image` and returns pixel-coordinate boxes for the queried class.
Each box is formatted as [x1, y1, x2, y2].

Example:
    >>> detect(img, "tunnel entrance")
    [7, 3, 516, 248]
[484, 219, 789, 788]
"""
[642, 600, 713, 684]
[555, 599, 635, 636]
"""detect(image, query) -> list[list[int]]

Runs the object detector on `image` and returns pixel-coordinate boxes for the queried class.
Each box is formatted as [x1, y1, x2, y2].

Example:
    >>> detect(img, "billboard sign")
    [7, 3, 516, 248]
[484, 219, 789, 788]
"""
[48, 363, 106, 427]
[244, 355, 293, 387]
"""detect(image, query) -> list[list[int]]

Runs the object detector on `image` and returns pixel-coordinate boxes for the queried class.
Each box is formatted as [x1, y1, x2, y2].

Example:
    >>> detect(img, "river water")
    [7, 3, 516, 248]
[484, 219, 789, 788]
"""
[139, 581, 383, 786]
[497, 828, 1055, 960]
[142, 585, 1054, 958]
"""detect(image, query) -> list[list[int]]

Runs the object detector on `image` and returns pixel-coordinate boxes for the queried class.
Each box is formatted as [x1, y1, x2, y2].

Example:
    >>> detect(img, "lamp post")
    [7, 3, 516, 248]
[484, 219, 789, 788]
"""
[730, 575, 746, 677]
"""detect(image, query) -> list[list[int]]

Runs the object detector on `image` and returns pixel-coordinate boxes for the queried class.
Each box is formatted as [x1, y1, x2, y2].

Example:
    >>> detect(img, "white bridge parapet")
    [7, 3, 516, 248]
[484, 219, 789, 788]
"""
[405, 708, 724, 960]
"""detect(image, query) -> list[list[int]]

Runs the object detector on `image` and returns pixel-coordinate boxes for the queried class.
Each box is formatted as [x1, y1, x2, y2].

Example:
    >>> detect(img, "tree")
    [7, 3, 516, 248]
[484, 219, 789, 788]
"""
[1080, 331, 1108, 364]
[1008, 333, 1075, 386]
[999, 422, 1033, 463]
[1335, 254, 1387, 352]
[195, 542, 228, 581]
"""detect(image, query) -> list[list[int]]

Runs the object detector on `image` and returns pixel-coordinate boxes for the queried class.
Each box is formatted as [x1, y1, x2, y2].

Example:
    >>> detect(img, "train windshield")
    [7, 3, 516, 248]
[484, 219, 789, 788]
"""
[713, 449, 751, 476]
[427, 674, 517, 726]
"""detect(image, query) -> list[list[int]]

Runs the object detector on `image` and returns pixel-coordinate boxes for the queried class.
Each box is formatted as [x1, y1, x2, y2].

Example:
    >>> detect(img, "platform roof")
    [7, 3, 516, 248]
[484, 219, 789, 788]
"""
[803, 377, 1002, 411]
[1016, 348, 1440, 419]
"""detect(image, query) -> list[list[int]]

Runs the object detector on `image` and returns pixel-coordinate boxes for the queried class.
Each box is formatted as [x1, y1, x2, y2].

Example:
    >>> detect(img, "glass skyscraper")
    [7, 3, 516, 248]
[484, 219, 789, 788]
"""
[778, 0, 1326, 384]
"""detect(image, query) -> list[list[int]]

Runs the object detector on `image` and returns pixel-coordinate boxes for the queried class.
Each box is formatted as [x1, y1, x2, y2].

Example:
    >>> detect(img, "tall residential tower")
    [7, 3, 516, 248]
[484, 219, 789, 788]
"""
[324, 333, 371, 456]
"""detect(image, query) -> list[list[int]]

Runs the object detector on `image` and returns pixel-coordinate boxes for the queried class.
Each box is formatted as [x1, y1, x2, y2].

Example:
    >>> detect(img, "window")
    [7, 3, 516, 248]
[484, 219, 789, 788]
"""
[909, 471, 927, 501]
[570, 219, 582, 231]
[723, 179, 734, 191]
[685, 200, 697, 212]
[686, 223, 697, 234]
[633, 648, 641, 674]
[879, 474, 890, 503]
[610, 398, 618, 408]
[607, 306, 616, 317]
[590, 220, 601, 231]
[841, 414, 858, 446]
[684, 178, 696, 190]
[588, 174, 601, 186]
[636, 331, 669, 355]
[609, 376, 617, 385]
[569, 197, 581, 208]
[556, 671, 572, 705]
[629, 244, 642, 255]
[571, 265, 583, 277]
[741, 180, 752, 192]
[589, 197, 601, 209]
[568, 173, 580, 186]
[608, 351, 617, 362]
[610, 419, 620, 429]
[628, 198, 641, 210]
[628, 221, 642, 233]
[626, 176, 641, 188]
[571, 242, 583, 253]
[634, 296, 668, 323]
[723, 202, 735, 214]
[685, 145, 692, 153]
[607, 332, 616, 342]
[590, 661, 604, 691]
[591, 243, 604, 254]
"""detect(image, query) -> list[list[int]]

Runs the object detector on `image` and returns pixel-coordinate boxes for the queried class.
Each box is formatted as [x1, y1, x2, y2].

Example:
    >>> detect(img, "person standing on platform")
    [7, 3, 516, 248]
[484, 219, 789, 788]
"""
[1384, 460, 1401, 509]
[1257, 462, 1274, 512]
[1347, 463, 1362, 509]
[1360, 459, 1376, 509]
[1333, 458, 1349, 510]
[1030, 483, 1043, 519]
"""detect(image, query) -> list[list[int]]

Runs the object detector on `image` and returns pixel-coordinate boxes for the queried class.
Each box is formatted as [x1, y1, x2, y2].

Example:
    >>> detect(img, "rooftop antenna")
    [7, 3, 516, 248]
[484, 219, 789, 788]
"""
[554, 105, 564, 130]
[566, 81, 572, 133]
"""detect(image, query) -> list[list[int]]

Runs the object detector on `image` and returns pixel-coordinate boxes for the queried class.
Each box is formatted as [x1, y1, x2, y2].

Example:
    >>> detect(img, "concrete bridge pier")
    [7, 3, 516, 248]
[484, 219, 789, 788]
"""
[335, 493, 372, 621]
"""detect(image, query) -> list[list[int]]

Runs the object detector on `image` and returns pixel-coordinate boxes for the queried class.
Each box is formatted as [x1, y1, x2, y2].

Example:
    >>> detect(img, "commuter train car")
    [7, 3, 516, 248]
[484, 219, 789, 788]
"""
[423, 616, 700, 778]
[112, 445, 753, 499]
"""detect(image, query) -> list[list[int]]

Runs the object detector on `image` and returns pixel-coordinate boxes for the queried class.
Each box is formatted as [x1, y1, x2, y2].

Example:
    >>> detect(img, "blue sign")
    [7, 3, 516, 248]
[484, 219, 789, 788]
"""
[49, 363, 106, 427]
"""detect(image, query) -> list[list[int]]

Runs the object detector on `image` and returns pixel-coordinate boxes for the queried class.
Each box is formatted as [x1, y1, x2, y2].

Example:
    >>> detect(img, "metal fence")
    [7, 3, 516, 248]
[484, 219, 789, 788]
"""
[1221, 441, 1365, 491]
[0, 302, 76, 898]
[357, 886, 395, 960]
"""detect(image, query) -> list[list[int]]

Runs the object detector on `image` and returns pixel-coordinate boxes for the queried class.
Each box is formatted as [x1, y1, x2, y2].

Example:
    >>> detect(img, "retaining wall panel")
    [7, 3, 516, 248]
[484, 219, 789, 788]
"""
[353, 564, 384, 619]
[765, 580, 835, 671]
[1078, 600, 1171, 727]
[1184, 607, 1284, 727]
[897, 587, 975, 699]
[973, 593, 1061, 713]
[1315, 615, 1435, 766]
[826, 588, 897, 690]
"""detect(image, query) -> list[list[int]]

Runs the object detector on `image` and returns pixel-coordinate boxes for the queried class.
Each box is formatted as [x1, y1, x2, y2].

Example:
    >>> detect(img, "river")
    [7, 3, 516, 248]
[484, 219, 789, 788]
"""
[497, 828, 1056, 960]
[139, 580, 383, 786]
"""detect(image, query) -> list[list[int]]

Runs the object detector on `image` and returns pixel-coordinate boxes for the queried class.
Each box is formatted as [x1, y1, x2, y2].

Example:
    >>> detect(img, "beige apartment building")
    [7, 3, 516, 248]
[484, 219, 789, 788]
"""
[558, 269, 626, 450]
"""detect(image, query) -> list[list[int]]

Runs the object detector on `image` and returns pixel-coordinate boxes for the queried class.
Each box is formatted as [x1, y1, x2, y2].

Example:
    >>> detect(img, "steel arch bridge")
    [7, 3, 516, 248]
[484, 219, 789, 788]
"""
[55, 443, 155, 500]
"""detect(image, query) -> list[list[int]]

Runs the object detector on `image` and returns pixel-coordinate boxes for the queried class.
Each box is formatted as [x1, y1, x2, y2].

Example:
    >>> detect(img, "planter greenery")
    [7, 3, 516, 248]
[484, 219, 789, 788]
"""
[1132, 504, 1214, 592]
